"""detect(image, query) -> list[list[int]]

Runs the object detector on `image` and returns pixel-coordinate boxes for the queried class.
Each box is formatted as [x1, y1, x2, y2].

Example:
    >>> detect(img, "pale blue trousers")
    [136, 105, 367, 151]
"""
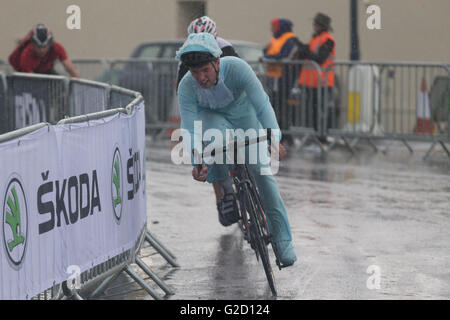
[197, 107, 292, 243]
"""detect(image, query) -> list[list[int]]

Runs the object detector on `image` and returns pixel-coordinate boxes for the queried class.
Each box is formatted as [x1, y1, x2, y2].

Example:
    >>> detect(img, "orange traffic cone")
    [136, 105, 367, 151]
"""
[415, 78, 436, 134]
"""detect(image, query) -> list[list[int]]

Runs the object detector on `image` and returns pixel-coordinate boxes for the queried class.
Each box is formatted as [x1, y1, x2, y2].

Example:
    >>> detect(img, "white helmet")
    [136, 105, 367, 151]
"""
[187, 16, 217, 38]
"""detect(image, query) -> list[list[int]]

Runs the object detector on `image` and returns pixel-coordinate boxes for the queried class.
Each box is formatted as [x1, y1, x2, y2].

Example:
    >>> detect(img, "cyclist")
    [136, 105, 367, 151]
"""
[9, 24, 79, 77]
[176, 16, 239, 226]
[176, 32, 296, 267]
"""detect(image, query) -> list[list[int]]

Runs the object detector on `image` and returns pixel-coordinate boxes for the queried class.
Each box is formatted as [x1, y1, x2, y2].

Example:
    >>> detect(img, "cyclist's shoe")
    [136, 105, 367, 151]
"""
[217, 193, 240, 227]
[273, 240, 297, 267]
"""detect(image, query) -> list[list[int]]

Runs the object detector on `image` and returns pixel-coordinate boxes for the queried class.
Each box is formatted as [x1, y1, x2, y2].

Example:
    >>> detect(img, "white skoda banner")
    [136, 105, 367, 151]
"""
[0, 103, 146, 300]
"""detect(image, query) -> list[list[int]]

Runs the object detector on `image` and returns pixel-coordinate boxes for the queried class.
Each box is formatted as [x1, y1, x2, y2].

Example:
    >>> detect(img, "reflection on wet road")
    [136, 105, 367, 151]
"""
[99, 139, 450, 300]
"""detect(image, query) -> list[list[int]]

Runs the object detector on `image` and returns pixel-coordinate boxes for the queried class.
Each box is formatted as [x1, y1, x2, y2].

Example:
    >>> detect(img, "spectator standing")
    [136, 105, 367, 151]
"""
[264, 18, 298, 146]
[296, 13, 336, 143]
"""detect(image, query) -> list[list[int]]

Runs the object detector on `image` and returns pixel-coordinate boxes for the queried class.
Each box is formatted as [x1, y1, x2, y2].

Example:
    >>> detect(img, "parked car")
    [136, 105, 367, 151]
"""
[128, 39, 263, 60]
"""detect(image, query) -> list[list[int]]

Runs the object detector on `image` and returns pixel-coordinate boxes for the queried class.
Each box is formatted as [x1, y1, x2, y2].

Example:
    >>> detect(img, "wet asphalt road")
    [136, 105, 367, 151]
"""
[98, 138, 450, 300]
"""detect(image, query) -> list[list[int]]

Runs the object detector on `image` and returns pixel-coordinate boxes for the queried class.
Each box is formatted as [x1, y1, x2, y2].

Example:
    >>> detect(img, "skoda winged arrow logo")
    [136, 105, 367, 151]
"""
[2, 175, 28, 268]
[111, 147, 123, 222]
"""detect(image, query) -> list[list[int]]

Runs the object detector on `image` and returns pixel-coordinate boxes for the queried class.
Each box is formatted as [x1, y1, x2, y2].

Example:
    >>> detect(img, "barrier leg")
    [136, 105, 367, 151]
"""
[146, 230, 177, 260]
[439, 141, 450, 157]
[72, 292, 84, 300]
[311, 135, 327, 153]
[88, 271, 122, 299]
[367, 138, 378, 153]
[61, 290, 84, 300]
[424, 140, 450, 160]
[124, 266, 162, 300]
[296, 134, 311, 152]
[342, 137, 355, 155]
[61, 280, 84, 300]
[145, 232, 179, 268]
[350, 137, 360, 149]
[135, 256, 174, 296]
[401, 139, 413, 154]
[424, 141, 436, 160]
[326, 137, 338, 152]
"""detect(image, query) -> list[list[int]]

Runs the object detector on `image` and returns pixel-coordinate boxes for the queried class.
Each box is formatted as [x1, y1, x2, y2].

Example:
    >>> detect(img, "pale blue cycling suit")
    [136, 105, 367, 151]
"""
[177, 33, 296, 265]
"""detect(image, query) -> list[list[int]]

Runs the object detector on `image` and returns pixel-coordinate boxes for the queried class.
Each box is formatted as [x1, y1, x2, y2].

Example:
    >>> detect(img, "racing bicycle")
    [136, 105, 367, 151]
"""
[193, 129, 283, 296]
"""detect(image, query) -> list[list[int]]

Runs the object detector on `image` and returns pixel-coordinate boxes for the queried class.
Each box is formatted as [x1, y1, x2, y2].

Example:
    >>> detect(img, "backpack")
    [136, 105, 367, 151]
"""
[8, 31, 33, 71]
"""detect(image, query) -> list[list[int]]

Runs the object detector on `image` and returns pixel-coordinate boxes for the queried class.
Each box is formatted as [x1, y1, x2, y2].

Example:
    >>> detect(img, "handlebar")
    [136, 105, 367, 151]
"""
[192, 128, 273, 166]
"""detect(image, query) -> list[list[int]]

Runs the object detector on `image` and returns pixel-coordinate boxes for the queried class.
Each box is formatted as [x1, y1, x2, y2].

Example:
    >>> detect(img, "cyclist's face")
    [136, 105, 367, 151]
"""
[189, 60, 220, 89]
[32, 43, 51, 58]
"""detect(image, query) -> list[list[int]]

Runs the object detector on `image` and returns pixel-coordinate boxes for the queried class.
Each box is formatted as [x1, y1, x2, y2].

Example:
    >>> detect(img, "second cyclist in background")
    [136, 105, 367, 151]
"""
[177, 16, 239, 87]
[8, 23, 79, 77]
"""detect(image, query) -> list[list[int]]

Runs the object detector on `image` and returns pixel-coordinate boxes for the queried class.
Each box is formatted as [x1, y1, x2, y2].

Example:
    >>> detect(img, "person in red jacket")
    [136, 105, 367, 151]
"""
[9, 24, 79, 77]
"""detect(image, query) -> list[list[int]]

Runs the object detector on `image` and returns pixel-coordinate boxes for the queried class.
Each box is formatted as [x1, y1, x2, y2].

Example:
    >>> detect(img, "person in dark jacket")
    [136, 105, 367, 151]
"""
[296, 13, 336, 143]
[264, 18, 298, 146]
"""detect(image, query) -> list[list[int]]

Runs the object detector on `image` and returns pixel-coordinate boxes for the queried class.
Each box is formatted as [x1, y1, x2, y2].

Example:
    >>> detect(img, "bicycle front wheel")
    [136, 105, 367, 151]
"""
[245, 184, 277, 296]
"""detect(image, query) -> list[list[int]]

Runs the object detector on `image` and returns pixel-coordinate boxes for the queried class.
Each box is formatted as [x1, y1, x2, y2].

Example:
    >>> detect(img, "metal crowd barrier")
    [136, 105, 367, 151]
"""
[326, 62, 450, 157]
[0, 72, 179, 300]
[260, 59, 324, 138]
[0, 59, 10, 73]
[5, 72, 68, 130]
[0, 72, 153, 132]
[71, 58, 325, 139]
[259, 59, 449, 158]
[70, 58, 180, 136]
[0, 72, 7, 134]
[17, 58, 450, 159]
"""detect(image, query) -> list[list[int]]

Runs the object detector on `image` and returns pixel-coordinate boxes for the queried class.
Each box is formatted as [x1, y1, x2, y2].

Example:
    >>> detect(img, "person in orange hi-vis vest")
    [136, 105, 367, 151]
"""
[264, 18, 299, 147]
[296, 13, 336, 144]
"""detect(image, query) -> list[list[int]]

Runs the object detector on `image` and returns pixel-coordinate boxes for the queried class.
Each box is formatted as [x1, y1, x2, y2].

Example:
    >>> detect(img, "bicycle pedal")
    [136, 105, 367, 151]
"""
[276, 259, 293, 270]
[276, 259, 282, 270]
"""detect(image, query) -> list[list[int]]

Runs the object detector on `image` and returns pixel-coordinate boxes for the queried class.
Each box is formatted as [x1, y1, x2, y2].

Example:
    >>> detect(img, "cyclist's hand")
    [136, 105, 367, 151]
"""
[268, 142, 287, 160]
[192, 163, 207, 182]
